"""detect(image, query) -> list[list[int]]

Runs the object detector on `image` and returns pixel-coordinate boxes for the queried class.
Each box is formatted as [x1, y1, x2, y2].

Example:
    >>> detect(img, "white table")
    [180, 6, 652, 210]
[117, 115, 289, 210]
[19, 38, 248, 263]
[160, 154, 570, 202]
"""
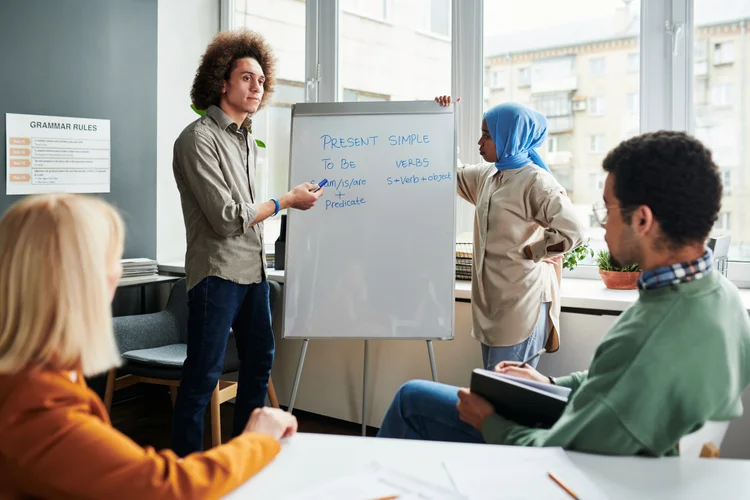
[226, 433, 750, 499]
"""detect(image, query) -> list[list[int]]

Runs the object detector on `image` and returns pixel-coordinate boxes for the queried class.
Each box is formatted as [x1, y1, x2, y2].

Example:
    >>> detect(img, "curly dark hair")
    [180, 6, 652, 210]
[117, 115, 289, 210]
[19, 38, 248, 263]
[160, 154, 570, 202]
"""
[191, 28, 276, 111]
[602, 130, 722, 247]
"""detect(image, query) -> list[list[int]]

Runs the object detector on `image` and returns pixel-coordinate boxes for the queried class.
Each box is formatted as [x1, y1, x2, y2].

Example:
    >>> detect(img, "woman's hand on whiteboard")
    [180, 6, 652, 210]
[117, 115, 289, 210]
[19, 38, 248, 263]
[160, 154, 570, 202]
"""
[434, 95, 461, 107]
[284, 182, 323, 210]
[244, 407, 298, 440]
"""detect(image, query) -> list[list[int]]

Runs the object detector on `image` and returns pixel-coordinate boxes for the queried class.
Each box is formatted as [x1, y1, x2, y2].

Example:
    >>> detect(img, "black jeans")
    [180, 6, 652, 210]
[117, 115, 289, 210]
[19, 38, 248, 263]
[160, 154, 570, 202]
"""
[171, 277, 274, 456]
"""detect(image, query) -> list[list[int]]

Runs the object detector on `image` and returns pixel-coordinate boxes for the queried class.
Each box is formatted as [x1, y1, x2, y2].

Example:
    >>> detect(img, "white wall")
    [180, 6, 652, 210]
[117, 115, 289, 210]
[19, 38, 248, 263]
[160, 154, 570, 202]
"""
[156, 0, 220, 262]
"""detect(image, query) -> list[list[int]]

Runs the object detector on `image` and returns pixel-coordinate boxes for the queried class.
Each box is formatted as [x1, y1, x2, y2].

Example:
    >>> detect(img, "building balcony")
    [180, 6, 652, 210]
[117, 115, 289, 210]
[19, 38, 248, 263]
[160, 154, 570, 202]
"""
[531, 76, 578, 94]
[547, 115, 574, 133]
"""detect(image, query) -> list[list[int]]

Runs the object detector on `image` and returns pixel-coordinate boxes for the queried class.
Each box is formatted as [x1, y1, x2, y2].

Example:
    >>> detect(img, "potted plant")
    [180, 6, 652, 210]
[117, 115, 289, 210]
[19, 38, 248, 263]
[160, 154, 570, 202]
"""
[563, 239, 594, 272]
[596, 250, 641, 290]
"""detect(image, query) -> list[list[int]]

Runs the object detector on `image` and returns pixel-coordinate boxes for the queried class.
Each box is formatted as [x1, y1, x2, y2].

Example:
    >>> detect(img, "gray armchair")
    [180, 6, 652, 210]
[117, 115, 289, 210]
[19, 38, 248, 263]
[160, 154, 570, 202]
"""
[104, 278, 282, 447]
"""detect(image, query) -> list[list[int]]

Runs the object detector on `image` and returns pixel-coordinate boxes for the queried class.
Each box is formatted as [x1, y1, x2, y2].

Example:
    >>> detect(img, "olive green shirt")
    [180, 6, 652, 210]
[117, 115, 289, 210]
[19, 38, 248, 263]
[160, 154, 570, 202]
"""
[173, 105, 266, 291]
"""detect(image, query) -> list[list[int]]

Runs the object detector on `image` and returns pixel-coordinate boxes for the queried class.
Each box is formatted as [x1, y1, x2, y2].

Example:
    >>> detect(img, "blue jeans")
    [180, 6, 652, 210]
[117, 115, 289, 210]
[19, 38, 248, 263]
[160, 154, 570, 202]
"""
[172, 277, 275, 457]
[377, 380, 483, 443]
[481, 302, 550, 370]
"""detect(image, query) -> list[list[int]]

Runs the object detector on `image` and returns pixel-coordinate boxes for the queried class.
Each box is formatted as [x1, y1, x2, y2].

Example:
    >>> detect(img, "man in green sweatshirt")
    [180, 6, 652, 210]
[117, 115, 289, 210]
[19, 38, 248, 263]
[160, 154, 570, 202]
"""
[377, 131, 750, 456]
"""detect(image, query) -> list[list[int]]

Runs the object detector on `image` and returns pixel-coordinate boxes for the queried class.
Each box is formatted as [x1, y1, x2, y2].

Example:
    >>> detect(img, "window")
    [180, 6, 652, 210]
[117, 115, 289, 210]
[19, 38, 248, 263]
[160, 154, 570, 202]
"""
[589, 172, 606, 192]
[484, 0, 640, 267]
[531, 56, 575, 89]
[341, 0, 388, 20]
[711, 84, 733, 108]
[341, 1, 450, 104]
[627, 92, 639, 115]
[422, 0, 450, 37]
[589, 57, 605, 76]
[491, 70, 507, 89]
[713, 41, 734, 65]
[694, 40, 708, 76]
[517, 67, 531, 87]
[547, 136, 558, 154]
[532, 93, 572, 117]
[695, 4, 747, 260]
[627, 52, 639, 73]
[587, 96, 605, 116]
[590, 134, 605, 154]
[716, 212, 732, 232]
[722, 169, 732, 197]
[232, 0, 306, 249]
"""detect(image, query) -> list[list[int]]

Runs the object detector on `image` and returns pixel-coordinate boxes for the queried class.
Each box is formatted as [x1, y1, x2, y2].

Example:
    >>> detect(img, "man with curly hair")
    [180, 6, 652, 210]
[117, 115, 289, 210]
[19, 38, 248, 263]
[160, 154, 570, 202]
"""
[171, 29, 322, 456]
[378, 131, 750, 457]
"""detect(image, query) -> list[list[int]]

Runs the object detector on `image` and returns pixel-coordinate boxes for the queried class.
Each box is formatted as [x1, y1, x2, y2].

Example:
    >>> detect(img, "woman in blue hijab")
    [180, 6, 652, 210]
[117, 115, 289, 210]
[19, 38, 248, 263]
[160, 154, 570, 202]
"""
[439, 96, 584, 370]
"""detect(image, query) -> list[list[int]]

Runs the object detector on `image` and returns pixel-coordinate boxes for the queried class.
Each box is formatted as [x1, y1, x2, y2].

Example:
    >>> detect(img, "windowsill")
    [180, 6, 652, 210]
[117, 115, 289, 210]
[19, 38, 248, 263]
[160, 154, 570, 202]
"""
[157, 261, 750, 314]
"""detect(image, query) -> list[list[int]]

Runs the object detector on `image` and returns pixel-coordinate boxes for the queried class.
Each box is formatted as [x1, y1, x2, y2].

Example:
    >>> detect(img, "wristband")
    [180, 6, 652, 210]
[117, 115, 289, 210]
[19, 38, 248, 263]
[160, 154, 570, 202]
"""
[271, 198, 280, 216]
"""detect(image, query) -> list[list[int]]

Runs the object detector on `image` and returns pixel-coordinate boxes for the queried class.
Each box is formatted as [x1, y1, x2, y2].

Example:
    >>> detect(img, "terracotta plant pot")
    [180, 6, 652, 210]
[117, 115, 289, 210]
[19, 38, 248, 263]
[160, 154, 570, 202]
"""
[599, 270, 642, 290]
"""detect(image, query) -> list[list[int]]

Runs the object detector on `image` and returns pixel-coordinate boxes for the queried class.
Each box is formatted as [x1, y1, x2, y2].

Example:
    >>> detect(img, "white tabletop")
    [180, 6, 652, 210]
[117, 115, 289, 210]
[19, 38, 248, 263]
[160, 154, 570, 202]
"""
[225, 433, 750, 499]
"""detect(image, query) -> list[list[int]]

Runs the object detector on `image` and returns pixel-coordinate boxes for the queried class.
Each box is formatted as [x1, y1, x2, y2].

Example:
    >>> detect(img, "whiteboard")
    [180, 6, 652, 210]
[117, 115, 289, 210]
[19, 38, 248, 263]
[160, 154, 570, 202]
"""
[282, 101, 456, 340]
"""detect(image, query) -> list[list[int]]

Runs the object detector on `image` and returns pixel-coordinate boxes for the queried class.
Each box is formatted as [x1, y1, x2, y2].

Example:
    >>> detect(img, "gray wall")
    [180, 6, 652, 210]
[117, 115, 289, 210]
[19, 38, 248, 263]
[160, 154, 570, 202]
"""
[0, 0, 157, 258]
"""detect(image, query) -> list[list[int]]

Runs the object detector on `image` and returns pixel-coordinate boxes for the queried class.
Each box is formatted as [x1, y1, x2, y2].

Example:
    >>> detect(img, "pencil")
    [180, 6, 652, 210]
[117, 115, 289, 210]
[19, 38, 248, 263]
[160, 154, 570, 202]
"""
[519, 347, 546, 368]
[548, 471, 578, 500]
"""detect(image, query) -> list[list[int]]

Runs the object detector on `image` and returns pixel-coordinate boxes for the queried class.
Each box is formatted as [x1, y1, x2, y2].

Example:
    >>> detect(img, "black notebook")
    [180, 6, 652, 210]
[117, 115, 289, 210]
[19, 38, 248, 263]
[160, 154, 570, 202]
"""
[470, 369, 571, 428]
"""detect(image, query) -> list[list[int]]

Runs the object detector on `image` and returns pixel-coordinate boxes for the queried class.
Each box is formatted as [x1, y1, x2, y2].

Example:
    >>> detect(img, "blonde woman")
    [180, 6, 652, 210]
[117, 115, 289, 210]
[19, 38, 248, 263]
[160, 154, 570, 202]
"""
[0, 194, 296, 500]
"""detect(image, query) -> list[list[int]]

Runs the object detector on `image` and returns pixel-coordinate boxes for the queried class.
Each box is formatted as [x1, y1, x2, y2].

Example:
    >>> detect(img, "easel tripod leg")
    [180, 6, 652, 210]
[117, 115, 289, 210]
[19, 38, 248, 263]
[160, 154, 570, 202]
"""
[288, 339, 309, 414]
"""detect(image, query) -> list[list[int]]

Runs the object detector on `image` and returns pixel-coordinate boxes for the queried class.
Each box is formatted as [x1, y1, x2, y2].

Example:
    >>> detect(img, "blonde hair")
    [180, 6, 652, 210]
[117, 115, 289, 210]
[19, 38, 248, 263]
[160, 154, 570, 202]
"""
[0, 194, 124, 377]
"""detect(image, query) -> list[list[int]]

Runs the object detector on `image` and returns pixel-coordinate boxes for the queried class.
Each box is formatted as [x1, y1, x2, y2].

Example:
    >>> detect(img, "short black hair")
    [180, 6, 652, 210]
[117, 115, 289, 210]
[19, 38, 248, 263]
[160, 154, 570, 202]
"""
[602, 130, 722, 246]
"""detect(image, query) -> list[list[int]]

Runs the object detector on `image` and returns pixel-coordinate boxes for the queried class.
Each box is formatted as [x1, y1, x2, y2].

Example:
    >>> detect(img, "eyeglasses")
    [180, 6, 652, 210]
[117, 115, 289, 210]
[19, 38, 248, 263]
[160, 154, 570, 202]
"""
[591, 200, 612, 227]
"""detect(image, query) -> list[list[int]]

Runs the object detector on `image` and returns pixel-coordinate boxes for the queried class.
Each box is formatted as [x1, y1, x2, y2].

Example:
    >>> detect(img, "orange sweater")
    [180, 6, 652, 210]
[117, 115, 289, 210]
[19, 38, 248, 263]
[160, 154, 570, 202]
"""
[0, 369, 280, 500]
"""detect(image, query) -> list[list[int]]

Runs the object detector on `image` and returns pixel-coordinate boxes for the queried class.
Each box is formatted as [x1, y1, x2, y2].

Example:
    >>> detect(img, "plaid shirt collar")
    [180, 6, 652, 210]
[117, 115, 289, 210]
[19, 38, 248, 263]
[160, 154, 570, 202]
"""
[637, 249, 713, 291]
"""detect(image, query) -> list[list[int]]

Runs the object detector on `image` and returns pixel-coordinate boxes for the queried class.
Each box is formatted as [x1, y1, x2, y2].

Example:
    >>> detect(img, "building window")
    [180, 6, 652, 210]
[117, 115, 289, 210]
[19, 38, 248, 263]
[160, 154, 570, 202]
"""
[713, 41, 734, 65]
[716, 212, 731, 232]
[547, 136, 558, 154]
[694, 39, 708, 76]
[722, 169, 732, 197]
[532, 56, 575, 86]
[531, 92, 571, 117]
[627, 93, 639, 115]
[711, 84, 733, 108]
[491, 70, 507, 89]
[517, 67, 531, 87]
[587, 96, 605, 116]
[425, 0, 450, 37]
[627, 52, 639, 73]
[590, 134, 605, 154]
[589, 57, 605, 76]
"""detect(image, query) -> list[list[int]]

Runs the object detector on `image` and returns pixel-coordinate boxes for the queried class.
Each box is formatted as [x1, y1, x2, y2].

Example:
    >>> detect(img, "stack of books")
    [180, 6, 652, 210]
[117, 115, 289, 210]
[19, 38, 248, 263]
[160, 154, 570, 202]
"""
[456, 242, 472, 281]
[121, 258, 158, 277]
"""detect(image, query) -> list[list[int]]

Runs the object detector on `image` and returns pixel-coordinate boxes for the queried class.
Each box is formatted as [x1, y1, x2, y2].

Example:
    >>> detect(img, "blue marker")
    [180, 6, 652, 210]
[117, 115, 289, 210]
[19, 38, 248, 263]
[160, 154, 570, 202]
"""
[313, 178, 328, 193]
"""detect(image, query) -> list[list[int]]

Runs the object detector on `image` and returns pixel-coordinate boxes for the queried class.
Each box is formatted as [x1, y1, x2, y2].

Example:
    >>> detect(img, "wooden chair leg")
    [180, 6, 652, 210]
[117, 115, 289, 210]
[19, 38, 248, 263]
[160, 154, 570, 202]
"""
[103, 368, 116, 414]
[210, 383, 222, 448]
[268, 376, 280, 409]
[169, 386, 178, 408]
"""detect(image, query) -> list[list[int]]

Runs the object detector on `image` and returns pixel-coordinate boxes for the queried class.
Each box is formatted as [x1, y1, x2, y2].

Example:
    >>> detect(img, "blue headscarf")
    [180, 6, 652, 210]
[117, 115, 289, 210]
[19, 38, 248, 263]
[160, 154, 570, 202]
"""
[484, 102, 550, 172]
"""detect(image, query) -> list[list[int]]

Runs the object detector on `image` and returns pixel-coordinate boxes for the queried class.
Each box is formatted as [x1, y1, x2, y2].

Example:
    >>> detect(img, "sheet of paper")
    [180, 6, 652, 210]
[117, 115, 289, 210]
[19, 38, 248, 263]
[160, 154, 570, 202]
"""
[445, 448, 608, 500]
[285, 462, 467, 500]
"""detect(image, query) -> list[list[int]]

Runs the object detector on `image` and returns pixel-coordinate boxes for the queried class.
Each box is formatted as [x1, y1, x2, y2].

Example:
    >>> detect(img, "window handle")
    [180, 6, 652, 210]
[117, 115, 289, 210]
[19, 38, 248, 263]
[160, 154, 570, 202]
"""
[666, 21, 685, 57]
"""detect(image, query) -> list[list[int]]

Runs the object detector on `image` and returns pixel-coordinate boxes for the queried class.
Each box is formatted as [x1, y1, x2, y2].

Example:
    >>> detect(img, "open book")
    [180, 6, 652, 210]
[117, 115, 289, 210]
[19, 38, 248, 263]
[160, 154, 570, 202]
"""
[470, 369, 571, 428]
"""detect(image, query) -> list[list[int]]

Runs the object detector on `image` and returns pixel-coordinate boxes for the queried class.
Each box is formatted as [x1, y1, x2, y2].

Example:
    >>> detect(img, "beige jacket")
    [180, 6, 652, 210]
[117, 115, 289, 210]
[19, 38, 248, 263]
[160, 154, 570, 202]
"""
[457, 162, 585, 348]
